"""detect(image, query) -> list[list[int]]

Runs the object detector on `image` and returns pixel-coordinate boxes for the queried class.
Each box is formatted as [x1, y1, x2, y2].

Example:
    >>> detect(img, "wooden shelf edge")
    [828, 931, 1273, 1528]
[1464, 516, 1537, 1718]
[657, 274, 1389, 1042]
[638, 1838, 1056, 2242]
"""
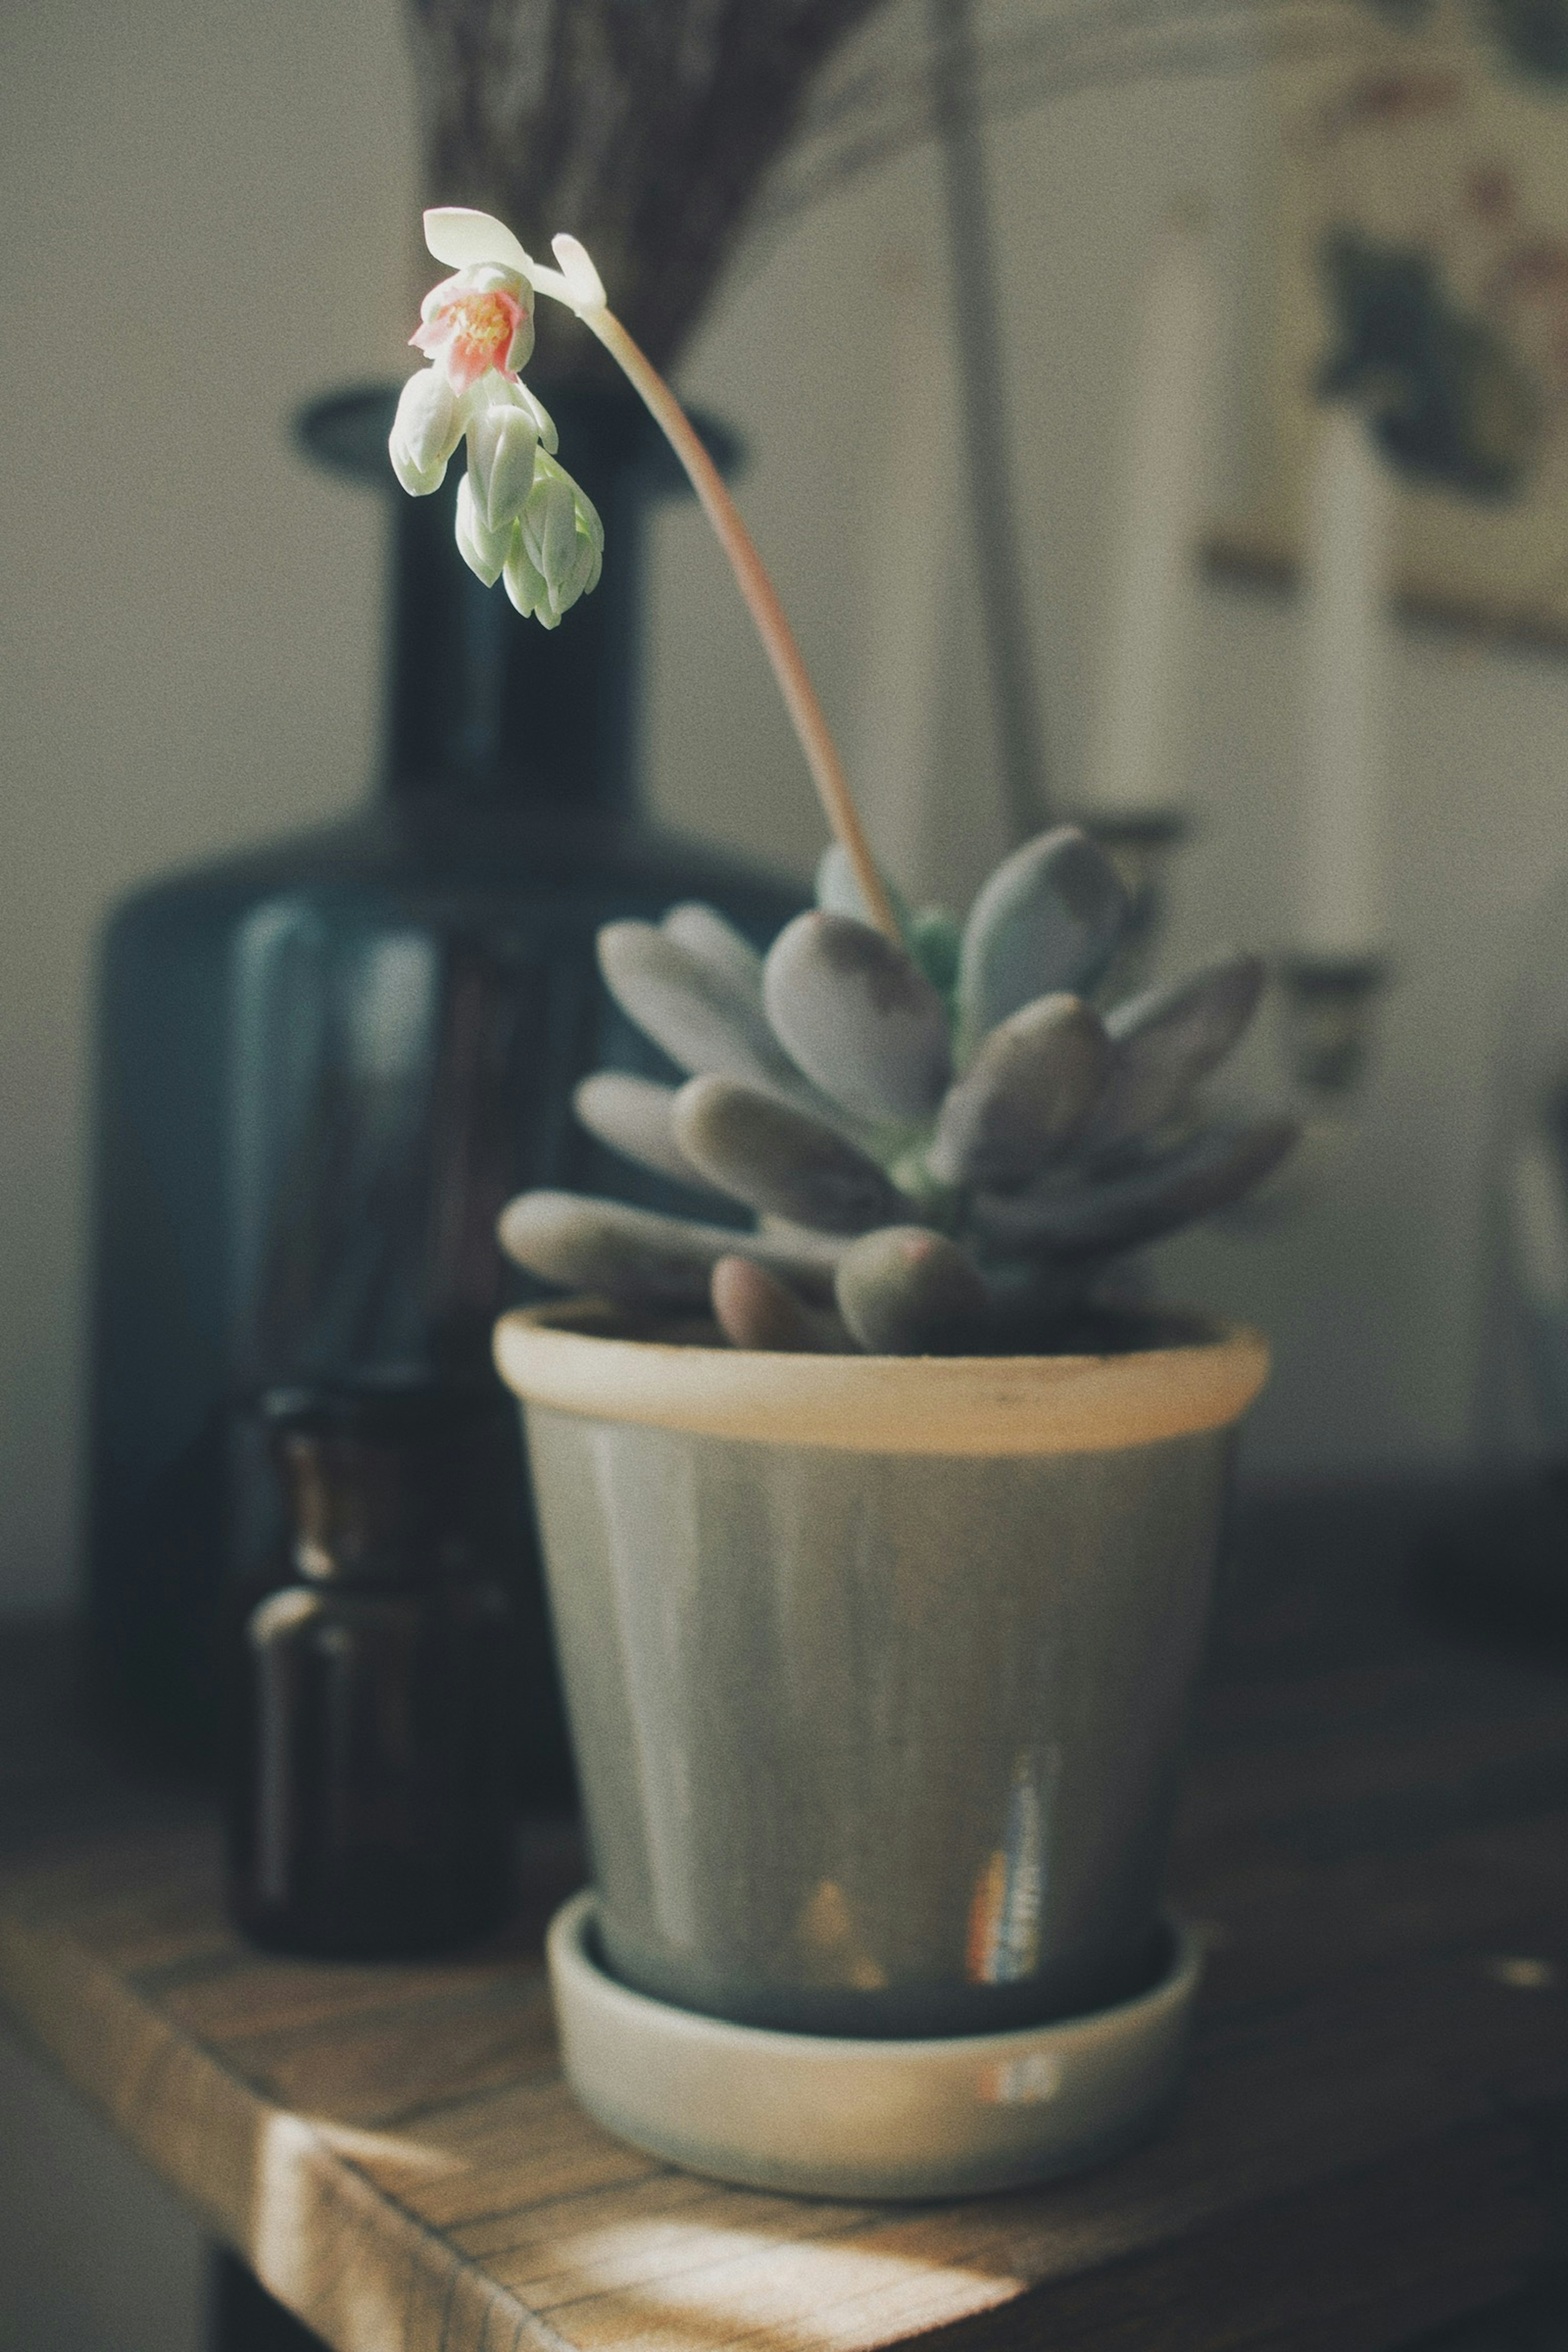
[0, 1870, 536, 2352]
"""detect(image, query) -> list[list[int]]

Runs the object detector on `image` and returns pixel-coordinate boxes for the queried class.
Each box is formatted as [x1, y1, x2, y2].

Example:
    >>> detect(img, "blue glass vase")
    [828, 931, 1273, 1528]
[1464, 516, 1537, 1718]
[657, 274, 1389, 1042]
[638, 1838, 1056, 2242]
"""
[87, 385, 799, 1778]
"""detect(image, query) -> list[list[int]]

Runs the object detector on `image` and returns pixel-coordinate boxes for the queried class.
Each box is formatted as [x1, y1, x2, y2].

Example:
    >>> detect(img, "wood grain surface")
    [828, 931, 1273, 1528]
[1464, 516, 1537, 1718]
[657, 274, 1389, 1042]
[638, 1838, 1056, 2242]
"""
[3, 1488, 1568, 2352]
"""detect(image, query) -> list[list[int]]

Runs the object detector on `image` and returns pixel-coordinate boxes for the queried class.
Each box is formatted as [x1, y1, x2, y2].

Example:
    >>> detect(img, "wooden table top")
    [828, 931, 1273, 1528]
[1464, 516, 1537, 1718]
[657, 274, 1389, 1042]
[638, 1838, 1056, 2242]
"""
[4, 1487, 1568, 2352]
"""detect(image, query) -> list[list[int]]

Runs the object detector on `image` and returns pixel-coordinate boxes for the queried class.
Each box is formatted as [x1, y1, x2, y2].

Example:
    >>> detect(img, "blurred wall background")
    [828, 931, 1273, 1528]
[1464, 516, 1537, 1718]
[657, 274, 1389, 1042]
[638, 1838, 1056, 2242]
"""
[4, 0, 1568, 1633]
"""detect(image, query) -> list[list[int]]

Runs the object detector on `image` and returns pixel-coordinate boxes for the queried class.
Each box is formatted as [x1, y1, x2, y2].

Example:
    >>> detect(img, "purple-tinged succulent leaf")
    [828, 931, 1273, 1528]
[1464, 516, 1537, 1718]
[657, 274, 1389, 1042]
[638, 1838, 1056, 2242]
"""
[673, 1076, 905, 1234]
[927, 993, 1110, 1189]
[498, 1191, 843, 1306]
[956, 827, 1129, 1055]
[764, 911, 951, 1123]
[711, 1255, 842, 1351]
[598, 920, 800, 1091]
[1080, 952, 1266, 1157]
[573, 1073, 724, 1196]
[972, 1116, 1298, 1258]
[834, 1225, 990, 1354]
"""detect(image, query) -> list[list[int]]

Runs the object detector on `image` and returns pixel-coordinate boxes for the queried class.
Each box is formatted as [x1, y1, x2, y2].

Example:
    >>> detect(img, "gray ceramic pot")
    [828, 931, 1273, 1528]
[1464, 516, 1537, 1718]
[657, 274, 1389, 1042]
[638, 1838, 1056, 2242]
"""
[496, 1302, 1267, 2040]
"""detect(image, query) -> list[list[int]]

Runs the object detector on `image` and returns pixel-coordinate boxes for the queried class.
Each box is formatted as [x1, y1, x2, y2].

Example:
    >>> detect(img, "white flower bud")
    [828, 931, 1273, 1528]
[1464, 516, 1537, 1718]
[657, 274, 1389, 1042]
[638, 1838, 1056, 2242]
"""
[521, 472, 569, 579]
[515, 381, 559, 455]
[503, 536, 555, 626]
[551, 233, 608, 313]
[468, 397, 539, 531]
[388, 366, 461, 494]
[549, 533, 597, 618]
[455, 471, 515, 588]
[517, 450, 604, 623]
[542, 475, 579, 584]
[388, 439, 444, 497]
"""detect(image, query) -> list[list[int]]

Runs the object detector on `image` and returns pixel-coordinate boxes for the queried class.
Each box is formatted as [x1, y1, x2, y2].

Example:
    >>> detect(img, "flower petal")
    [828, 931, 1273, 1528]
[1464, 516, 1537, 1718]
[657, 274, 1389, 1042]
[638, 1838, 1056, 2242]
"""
[504, 311, 535, 375]
[493, 410, 540, 528]
[503, 535, 550, 622]
[455, 472, 514, 587]
[551, 232, 607, 311]
[424, 206, 534, 276]
[542, 472, 579, 581]
[391, 366, 461, 474]
[388, 432, 448, 497]
[522, 471, 570, 575]
[550, 535, 596, 617]
[514, 382, 559, 454]
[468, 398, 538, 530]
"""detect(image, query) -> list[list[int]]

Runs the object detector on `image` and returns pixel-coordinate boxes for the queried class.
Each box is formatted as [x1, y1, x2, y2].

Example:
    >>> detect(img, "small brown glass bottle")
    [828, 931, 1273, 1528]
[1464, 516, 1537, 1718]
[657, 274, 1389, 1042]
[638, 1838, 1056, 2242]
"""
[226, 1379, 519, 1958]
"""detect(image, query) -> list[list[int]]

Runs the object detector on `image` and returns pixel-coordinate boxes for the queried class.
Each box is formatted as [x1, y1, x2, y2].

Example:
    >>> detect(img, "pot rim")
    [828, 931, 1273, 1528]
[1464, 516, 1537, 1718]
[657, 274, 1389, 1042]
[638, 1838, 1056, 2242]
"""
[494, 1298, 1269, 1457]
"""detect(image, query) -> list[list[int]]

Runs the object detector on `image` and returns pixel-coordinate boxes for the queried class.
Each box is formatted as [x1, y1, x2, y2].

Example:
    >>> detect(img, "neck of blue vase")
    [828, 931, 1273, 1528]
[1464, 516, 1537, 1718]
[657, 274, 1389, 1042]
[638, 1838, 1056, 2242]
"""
[384, 384, 659, 818]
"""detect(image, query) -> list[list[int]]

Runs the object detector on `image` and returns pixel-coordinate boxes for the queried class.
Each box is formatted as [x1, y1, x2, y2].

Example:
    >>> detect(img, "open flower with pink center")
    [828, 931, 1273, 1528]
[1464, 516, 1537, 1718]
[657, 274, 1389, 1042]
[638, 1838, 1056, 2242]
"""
[389, 208, 604, 627]
[412, 264, 533, 392]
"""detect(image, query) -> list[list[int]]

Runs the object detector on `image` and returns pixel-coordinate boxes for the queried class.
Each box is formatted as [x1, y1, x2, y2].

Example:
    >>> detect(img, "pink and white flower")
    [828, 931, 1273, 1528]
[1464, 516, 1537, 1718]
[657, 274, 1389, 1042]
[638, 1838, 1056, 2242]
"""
[389, 207, 607, 625]
[411, 266, 532, 393]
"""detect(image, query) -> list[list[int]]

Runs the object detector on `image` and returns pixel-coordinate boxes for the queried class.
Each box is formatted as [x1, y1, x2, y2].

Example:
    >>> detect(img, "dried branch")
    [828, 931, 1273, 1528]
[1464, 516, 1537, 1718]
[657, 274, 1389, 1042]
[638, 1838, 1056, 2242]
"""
[762, 0, 1378, 231]
[404, 0, 892, 378]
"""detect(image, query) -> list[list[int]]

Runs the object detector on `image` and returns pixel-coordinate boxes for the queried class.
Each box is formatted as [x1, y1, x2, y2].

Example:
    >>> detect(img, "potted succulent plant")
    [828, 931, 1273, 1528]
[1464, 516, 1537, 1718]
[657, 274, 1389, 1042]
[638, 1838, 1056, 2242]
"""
[391, 204, 1293, 2198]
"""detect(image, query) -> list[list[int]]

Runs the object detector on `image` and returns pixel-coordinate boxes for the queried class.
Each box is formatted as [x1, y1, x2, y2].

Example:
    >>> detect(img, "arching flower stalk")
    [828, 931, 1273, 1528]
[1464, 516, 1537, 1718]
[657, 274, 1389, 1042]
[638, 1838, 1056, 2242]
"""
[388, 209, 1298, 1356]
[392, 206, 897, 942]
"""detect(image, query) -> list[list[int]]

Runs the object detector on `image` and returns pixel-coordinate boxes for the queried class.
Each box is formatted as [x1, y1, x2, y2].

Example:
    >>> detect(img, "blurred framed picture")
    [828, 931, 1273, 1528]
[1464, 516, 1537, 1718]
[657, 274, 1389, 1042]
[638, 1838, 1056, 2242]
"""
[1213, 0, 1568, 649]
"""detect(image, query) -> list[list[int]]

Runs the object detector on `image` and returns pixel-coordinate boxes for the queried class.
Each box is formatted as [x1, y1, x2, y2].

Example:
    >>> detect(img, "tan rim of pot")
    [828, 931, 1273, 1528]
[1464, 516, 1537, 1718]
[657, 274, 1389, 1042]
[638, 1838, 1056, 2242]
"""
[494, 1299, 1269, 1458]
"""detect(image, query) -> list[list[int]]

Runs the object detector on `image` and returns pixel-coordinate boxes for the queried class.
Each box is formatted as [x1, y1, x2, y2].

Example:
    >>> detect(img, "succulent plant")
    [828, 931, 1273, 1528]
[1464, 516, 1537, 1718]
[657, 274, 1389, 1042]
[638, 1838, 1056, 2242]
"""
[499, 826, 1297, 1354]
[386, 208, 1295, 1351]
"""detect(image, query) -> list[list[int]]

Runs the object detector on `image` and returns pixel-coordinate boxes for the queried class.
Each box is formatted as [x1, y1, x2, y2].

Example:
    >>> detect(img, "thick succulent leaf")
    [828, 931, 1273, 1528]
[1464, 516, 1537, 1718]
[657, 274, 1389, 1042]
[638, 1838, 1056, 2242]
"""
[815, 852, 963, 1000]
[972, 1116, 1299, 1258]
[927, 993, 1111, 1189]
[498, 1191, 844, 1306]
[598, 920, 799, 1090]
[661, 902, 766, 1008]
[764, 911, 951, 1123]
[572, 1073, 723, 1196]
[712, 1256, 835, 1351]
[909, 906, 962, 999]
[835, 1225, 992, 1354]
[674, 1076, 905, 1234]
[957, 827, 1129, 1054]
[1082, 953, 1266, 1156]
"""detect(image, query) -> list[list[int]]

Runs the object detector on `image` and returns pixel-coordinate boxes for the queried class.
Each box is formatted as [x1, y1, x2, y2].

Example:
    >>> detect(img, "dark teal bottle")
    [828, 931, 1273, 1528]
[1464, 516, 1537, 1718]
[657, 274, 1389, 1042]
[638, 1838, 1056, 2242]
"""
[87, 385, 798, 1775]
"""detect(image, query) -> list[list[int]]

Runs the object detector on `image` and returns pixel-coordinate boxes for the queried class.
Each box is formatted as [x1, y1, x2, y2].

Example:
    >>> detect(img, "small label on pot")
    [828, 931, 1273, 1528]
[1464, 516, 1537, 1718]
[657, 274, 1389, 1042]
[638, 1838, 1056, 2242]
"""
[984, 2051, 1062, 2105]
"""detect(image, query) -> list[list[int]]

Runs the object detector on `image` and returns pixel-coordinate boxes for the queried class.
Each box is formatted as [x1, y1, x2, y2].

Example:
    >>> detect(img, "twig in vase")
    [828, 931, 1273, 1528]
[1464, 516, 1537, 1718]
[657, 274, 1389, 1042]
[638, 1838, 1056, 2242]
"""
[931, 0, 1052, 845]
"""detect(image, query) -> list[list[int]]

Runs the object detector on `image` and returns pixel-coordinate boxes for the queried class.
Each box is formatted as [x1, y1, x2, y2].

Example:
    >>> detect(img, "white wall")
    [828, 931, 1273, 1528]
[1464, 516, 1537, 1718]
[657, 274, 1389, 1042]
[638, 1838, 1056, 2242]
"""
[4, 2, 1568, 1618]
[0, 0, 416, 1613]
[653, 65, 1568, 1481]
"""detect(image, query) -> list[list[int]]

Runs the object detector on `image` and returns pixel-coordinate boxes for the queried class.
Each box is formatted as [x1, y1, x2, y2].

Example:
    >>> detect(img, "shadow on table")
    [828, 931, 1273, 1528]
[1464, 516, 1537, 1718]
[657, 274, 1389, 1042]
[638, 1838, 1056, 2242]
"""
[210, 2252, 327, 2352]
